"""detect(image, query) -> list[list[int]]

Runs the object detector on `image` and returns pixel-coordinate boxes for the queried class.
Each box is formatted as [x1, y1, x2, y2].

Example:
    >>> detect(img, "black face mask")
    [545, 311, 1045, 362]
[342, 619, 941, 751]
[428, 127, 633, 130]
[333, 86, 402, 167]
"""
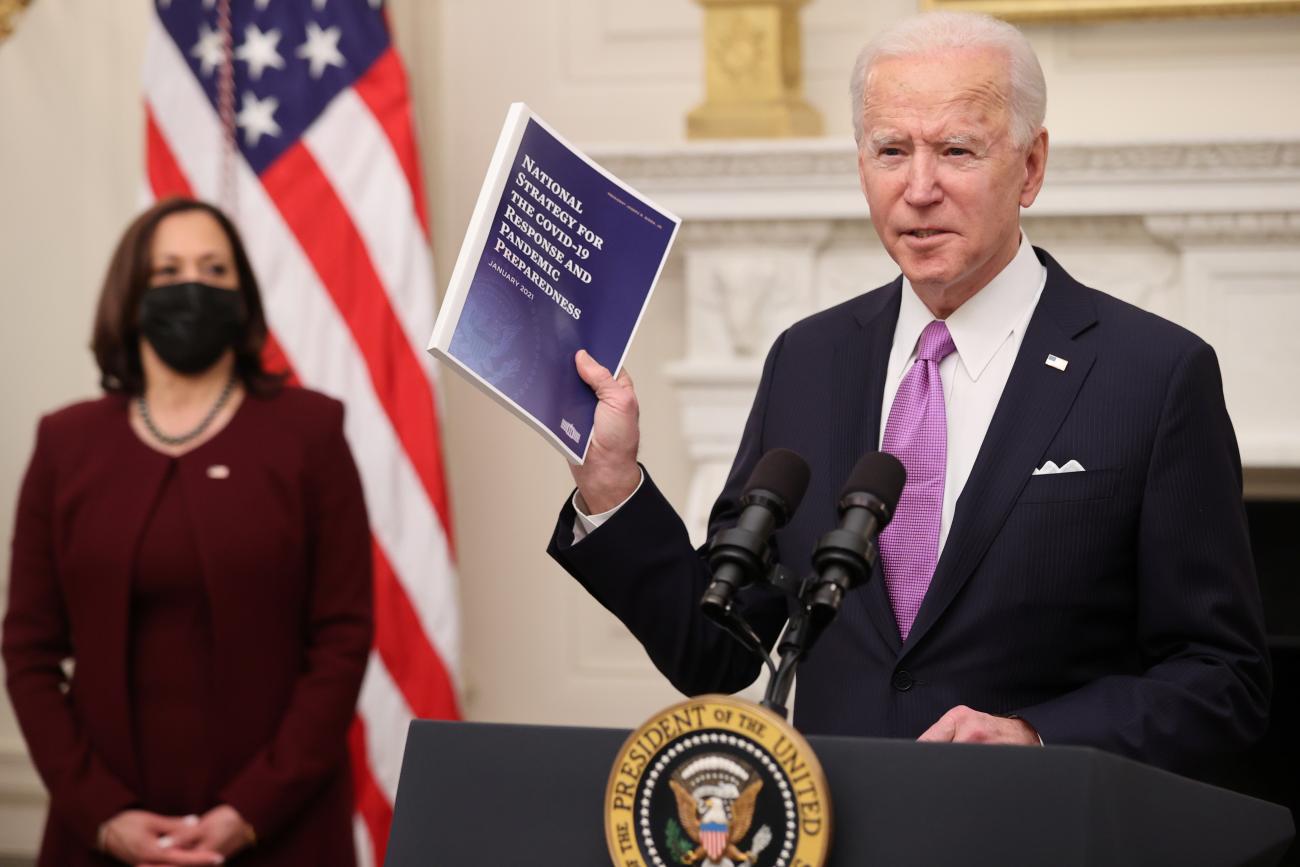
[138, 281, 247, 375]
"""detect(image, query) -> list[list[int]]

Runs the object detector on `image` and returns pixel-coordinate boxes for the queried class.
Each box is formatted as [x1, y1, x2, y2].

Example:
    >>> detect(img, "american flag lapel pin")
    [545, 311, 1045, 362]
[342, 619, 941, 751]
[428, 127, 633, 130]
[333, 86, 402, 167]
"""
[1045, 354, 1068, 372]
[207, 465, 230, 480]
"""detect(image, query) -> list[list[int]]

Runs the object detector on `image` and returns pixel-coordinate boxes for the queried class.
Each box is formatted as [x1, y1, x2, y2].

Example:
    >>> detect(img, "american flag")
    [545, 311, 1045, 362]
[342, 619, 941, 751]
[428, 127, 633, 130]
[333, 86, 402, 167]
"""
[143, 2, 460, 864]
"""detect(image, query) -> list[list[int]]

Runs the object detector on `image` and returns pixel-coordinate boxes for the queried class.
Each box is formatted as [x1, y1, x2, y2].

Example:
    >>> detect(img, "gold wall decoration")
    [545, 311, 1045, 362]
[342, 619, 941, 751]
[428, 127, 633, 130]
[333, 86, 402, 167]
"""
[923, 0, 1300, 24]
[0, 0, 32, 47]
[688, 0, 823, 139]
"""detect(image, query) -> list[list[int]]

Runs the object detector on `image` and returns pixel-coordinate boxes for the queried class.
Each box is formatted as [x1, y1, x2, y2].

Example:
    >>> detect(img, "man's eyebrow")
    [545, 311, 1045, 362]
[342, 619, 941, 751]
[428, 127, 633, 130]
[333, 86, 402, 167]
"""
[867, 131, 988, 151]
[867, 131, 908, 150]
[937, 133, 984, 148]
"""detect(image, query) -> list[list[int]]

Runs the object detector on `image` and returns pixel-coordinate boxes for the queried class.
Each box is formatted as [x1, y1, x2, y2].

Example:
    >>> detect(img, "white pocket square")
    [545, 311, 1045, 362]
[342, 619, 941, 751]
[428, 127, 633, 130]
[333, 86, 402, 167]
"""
[1033, 459, 1086, 476]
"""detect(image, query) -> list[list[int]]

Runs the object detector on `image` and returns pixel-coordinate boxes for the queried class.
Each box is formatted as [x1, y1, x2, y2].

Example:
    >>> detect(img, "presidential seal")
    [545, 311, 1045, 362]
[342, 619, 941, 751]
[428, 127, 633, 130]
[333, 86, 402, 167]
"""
[605, 695, 831, 867]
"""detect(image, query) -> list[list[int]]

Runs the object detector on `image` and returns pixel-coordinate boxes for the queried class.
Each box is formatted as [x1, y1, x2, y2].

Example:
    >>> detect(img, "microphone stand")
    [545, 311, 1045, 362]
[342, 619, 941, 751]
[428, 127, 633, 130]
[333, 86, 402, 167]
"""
[705, 452, 901, 720]
[757, 540, 879, 717]
[758, 570, 823, 719]
[760, 607, 811, 719]
[703, 555, 876, 720]
[720, 564, 820, 719]
[711, 564, 803, 719]
[700, 560, 813, 719]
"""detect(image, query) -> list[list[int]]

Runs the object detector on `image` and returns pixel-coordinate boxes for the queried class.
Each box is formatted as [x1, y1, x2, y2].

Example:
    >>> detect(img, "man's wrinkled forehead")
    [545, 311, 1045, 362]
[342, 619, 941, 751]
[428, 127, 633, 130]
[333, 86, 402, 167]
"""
[862, 51, 1013, 131]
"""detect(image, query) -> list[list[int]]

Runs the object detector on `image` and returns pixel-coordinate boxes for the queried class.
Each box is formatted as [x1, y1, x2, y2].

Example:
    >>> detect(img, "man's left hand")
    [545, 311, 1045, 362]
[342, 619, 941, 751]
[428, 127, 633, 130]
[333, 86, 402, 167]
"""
[917, 705, 1040, 745]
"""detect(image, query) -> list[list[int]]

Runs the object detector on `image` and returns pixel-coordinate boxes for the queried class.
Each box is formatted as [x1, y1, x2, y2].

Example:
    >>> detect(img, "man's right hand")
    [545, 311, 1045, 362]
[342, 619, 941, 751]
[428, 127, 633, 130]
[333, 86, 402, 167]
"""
[570, 349, 642, 514]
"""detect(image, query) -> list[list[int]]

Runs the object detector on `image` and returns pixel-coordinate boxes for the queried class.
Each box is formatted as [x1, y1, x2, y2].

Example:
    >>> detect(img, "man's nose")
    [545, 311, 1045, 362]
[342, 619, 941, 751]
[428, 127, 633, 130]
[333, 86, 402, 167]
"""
[903, 152, 942, 207]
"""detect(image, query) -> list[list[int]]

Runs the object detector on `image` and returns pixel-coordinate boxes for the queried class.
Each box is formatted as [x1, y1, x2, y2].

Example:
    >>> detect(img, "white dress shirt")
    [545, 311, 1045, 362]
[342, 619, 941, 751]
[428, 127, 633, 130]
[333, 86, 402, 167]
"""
[883, 235, 1046, 555]
[572, 474, 643, 540]
[574, 235, 1047, 546]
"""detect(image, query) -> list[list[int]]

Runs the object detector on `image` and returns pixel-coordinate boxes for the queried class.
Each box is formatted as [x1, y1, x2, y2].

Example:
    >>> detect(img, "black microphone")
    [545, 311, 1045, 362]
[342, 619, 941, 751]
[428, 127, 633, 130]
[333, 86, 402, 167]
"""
[700, 448, 811, 619]
[806, 452, 906, 629]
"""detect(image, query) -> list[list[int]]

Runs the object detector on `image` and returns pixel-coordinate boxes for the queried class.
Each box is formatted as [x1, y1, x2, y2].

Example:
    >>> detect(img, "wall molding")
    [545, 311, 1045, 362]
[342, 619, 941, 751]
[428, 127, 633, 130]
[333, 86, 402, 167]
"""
[583, 136, 1300, 537]
[587, 138, 1300, 220]
[592, 139, 1300, 182]
[0, 740, 42, 801]
[1145, 212, 1300, 244]
[0, 739, 44, 856]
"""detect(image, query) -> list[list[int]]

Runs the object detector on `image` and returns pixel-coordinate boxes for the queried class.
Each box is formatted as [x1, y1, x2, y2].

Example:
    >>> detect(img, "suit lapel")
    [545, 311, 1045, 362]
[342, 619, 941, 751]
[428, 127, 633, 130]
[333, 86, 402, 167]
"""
[832, 279, 904, 655]
[87, 400, 173, 787]
[900, 250, 1099, 657]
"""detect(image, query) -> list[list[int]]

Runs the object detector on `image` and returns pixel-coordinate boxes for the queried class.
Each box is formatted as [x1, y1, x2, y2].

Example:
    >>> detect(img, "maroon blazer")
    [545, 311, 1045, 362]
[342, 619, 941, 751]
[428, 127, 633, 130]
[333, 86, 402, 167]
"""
[4, 387, 374, 866]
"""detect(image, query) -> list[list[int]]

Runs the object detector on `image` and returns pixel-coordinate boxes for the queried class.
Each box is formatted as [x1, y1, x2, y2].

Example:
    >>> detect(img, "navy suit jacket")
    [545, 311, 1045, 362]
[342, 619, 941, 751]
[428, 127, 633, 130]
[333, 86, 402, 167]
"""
[549, 248, 1270, 777]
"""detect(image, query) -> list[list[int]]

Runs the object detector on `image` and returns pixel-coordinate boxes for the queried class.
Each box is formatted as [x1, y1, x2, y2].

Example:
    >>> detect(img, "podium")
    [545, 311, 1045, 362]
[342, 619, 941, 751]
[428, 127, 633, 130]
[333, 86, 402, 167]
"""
[385, 719, 1294, 866]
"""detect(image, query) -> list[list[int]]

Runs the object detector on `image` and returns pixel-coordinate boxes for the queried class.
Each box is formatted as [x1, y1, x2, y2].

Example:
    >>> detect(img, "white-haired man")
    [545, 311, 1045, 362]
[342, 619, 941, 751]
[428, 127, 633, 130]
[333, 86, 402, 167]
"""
[549, 12, 1269, 773]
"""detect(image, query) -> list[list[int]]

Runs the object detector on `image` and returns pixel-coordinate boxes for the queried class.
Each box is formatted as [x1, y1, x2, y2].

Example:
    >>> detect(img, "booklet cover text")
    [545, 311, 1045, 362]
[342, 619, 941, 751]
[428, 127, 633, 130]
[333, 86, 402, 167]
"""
[429, 103, 679, 463]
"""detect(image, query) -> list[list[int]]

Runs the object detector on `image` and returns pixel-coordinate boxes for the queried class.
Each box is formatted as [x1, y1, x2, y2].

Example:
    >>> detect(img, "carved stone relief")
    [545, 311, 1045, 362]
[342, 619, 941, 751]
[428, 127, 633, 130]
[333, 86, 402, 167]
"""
[684, 246, 819, 358]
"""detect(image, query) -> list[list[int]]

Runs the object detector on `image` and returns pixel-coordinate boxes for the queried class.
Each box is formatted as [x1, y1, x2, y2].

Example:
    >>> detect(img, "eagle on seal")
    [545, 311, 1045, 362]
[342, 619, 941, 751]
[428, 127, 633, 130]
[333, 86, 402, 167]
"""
[669, 777, 764, 864]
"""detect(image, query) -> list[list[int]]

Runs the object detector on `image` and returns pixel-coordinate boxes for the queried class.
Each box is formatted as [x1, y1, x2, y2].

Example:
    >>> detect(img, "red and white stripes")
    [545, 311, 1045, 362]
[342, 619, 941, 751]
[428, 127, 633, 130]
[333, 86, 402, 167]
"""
[144, 12, 459, 865]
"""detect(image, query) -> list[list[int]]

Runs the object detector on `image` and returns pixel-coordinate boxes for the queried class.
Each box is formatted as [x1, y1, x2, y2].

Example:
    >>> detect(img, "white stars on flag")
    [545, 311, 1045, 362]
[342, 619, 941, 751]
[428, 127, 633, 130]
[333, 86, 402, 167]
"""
[236, 91, 282, 145]
[190, 23, 224, 77]
[177, 9, 361, 154]
[297, 22, 345, 79]
[235, 23, 285, 81]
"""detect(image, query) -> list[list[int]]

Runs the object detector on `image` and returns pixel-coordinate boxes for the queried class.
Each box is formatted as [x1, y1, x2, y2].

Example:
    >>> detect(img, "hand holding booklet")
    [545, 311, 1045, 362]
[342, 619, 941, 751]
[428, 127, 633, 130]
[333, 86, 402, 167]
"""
[428, 103, 680, 463]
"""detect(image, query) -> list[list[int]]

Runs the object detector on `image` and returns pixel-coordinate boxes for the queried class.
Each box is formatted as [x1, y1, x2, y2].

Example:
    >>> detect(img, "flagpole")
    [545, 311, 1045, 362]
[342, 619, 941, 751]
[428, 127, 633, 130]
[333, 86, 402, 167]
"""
[216, 0, 238, 217]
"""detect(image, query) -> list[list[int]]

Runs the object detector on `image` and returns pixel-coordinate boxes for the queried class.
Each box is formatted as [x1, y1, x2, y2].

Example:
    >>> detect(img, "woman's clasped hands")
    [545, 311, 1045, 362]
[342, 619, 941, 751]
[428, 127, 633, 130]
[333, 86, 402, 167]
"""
[101, 805, 254, 866]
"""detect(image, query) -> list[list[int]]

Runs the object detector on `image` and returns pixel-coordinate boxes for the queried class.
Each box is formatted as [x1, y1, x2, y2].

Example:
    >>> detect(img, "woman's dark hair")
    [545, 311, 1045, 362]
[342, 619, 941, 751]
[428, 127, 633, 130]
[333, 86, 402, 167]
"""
[91, 196, 286, 396]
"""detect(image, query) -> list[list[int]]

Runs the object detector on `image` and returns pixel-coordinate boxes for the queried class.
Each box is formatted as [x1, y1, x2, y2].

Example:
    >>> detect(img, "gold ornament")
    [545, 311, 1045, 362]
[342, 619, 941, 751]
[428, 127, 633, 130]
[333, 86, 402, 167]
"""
[0, 0, 33, 47]
[688, 0, 823, 139]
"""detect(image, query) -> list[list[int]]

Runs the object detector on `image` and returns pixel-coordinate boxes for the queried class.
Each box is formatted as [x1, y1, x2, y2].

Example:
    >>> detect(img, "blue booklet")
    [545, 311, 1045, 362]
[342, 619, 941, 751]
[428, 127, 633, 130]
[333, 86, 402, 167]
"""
[429, 103, 680, 463]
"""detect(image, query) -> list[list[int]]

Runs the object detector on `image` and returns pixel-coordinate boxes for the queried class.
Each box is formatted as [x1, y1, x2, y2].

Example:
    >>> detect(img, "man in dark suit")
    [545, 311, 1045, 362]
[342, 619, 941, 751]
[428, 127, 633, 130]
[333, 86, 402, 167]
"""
[548, 11, 1269, 775]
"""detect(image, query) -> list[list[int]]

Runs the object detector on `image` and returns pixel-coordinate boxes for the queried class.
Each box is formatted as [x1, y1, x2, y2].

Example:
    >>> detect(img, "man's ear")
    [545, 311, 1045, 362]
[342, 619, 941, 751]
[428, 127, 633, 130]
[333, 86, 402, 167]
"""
[1019, 127, 1049, 209]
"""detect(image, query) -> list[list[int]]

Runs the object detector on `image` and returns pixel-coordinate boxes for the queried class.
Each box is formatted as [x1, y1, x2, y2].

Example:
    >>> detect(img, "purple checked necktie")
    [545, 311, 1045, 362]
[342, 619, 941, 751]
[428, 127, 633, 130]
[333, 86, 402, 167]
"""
[879, 320, 956, 640]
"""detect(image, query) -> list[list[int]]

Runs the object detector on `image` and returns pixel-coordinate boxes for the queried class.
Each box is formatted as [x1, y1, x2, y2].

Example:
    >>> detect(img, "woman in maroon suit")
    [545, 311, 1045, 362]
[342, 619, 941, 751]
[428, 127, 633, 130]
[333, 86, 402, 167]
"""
[4, 198, 374, 866]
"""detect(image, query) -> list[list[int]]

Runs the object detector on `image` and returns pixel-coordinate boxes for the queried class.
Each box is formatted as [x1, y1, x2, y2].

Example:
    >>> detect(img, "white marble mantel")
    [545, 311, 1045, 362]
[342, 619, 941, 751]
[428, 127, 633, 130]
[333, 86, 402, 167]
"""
[590, 138, 1300, 220]
[586, 138, 1300, 540]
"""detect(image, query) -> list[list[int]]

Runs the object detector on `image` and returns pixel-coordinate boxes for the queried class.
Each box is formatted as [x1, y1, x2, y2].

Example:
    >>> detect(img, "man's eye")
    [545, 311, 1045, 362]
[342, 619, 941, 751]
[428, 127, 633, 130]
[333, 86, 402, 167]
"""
[879, 147, 903, 157]
[947, 148, 971, 157]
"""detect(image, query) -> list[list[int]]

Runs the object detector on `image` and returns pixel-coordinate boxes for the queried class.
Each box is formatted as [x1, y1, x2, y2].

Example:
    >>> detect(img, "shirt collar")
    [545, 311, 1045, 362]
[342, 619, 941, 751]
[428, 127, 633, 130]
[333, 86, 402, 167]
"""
[896, 233, 1047, 382]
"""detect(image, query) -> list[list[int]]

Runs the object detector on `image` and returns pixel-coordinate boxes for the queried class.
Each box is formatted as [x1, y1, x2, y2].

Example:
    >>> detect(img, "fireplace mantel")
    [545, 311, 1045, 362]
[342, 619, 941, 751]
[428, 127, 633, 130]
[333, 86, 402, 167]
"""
[586, 138, 1300, 539]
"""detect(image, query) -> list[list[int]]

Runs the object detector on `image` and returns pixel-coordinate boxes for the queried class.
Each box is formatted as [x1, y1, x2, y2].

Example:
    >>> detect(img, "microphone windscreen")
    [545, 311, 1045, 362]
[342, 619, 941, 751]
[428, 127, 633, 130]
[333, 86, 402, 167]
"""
[841, 451, 906, 510]
[745, 448, 811, 512]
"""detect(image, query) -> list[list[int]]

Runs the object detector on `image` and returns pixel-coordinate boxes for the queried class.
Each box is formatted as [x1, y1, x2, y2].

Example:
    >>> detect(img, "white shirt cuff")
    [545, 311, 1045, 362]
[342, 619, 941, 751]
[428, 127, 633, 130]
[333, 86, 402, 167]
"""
[570, 469, 645, 543]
